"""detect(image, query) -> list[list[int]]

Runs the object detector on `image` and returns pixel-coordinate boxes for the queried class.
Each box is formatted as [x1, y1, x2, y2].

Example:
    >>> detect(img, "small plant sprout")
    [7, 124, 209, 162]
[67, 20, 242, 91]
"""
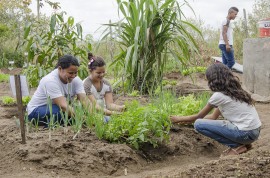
[1, 96, 16, 106]
[0, 73, 9, 83]
[71, 101, 86, 139]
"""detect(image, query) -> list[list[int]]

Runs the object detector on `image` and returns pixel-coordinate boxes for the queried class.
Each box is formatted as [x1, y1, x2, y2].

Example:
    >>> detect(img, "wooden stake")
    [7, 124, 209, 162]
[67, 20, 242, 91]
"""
[14, 75, 26, 144]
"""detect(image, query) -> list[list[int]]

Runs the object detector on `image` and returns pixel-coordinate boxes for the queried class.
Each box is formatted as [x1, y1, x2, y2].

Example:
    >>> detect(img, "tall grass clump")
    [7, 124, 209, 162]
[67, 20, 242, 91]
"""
[101, 0, 202, 94]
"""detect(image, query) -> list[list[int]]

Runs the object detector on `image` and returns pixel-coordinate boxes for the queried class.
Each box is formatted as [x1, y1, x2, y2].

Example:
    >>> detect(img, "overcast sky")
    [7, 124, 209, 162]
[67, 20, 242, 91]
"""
[29, 0, 256, 39]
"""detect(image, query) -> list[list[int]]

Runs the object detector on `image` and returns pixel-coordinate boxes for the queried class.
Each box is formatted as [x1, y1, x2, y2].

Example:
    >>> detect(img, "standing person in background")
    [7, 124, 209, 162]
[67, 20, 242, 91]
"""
[170, 63, 261, 157]
[219, 7, 239, 69]
[27, 55, 92, 126]
[83, 53, 125, 122]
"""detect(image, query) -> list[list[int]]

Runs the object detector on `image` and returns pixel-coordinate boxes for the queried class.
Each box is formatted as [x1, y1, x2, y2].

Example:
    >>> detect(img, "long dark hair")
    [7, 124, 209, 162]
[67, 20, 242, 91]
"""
[55, 55, 80, 69]
[206, 63, 253, 105]
[88, 53, 106, 71]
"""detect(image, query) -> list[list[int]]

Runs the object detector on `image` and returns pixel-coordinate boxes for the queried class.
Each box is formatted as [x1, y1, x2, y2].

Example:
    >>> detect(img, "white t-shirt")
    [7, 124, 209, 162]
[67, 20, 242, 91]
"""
[27, 69, 85, 115]
[219, 18, 234, 45]
[208, 92, 261, 131]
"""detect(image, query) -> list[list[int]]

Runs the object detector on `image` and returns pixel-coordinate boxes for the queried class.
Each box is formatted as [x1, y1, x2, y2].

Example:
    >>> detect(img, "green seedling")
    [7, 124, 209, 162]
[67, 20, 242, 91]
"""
[1, 96, 16, 105]
[182, 66, 207, 76]
[0, 73, 9, 83]
[127, 90, 139, 97]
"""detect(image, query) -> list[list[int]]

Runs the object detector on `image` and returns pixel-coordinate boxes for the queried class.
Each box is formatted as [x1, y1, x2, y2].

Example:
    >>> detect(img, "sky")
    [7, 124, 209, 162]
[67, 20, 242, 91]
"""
[29, 0, 256, 39]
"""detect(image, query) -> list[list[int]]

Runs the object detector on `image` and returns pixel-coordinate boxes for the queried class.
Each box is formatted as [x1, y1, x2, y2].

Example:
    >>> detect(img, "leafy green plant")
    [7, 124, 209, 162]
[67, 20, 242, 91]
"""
[105, 100, 171, 149]
[1, 96, 16, 105]
[104, 92, 210, 149]
[127, 90, 140, 97]
[162, 80, 177, 86]
[22, 96, 31, 106]
[101, 0, 201, 94]
[1, 95, 31, 106]
[0, 73, 9, 83]
[23, 12, 92, 87]
[171, 94, 201, 116]
[182, 66, 206, 76]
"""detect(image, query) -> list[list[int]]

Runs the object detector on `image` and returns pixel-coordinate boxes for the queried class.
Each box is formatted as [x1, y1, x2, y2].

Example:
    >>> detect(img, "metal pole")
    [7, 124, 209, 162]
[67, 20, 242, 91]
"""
[14, 75, 26, 144]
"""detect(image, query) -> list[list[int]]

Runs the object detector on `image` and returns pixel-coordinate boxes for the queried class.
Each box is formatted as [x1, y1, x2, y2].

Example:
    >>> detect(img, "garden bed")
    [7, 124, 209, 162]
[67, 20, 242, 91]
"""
[0, 72, 270, 178]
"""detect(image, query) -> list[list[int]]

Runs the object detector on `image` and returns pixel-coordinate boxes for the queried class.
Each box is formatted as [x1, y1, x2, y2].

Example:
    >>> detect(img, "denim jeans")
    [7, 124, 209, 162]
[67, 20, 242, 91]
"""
[219, 44, 235, 69]
[28, 104, 64, 126]
[104, 115, 111, 123]
[194, 119, 260, 148]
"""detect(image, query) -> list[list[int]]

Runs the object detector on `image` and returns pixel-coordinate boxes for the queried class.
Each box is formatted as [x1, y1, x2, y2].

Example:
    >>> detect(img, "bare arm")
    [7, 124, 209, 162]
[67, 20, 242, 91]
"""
[77, 93, 93, 111]
[222, 24, 231, 52]
[204, 108, 221, 120]
[170, 103, 214, 124]
[53, 96, 74, 116]
[105, 92, 125, 112]
[86, 94, 114, 115]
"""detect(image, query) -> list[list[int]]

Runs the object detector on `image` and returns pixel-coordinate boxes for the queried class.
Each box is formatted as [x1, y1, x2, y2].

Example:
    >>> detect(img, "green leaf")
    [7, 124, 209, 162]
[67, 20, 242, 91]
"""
[68, 16, 75, 26]
[50, 14, 56, 33]
[76, 23, 83, 39]
[23, 24, 31, 39]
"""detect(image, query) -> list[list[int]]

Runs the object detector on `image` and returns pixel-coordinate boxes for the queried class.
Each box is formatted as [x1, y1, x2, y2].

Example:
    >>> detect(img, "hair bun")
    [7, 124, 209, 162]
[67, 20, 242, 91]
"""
[88, 52, 94, 60]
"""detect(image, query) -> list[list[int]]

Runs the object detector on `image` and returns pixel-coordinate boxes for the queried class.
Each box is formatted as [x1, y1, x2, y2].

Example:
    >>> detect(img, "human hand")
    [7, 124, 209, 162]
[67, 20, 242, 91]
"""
[169, 115, 193, 124]
[119, 105, 126, 112]
[111, 111, 122, 115]
[226, 44, 231, 52]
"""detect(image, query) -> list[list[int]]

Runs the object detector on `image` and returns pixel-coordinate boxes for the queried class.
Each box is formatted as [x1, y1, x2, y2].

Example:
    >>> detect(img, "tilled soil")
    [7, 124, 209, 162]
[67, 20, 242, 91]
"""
[0, 72, 270, 178]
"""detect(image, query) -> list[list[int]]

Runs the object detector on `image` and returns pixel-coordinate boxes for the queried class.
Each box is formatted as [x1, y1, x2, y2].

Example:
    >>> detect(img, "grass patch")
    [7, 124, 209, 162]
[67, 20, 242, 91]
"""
[0, 73, 9, 83]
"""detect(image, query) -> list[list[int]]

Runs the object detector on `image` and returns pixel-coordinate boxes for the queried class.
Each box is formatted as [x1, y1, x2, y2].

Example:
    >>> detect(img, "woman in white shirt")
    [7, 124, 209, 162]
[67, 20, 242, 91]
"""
[170, 63, 261, 156]
[27, 55, 92, 126]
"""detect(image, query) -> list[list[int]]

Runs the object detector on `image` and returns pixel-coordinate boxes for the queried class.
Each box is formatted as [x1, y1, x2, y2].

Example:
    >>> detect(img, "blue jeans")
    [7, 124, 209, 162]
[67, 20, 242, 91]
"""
[219, 44, 235, 69]
[194, 119, 260, 148]
[104, 116, 111, 123]
[28, 104, 64, 127]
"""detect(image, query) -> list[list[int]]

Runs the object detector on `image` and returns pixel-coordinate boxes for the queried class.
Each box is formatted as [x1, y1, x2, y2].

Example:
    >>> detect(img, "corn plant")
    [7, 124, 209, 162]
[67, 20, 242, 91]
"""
[101, 0, 201, 94]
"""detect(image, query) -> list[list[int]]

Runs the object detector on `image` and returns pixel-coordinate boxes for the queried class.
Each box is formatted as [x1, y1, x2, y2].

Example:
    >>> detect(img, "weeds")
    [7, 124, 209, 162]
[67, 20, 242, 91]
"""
[0, 73, 9, 83]
[0, 96, 31, 106]
[182, 66, 207, 76]
[0, 96, 16, 105]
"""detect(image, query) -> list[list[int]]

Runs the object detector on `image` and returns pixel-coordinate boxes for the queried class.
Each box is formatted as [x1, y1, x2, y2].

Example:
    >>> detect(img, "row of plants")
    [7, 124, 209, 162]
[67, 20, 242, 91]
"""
[0, 96, 31, 106]
[182, 66, 206, 76]
[26, 92, 210, 149]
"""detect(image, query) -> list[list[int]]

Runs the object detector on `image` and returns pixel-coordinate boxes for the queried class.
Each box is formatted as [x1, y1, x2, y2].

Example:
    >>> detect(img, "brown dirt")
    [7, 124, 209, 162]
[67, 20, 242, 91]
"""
[0, 72, 270, 178]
